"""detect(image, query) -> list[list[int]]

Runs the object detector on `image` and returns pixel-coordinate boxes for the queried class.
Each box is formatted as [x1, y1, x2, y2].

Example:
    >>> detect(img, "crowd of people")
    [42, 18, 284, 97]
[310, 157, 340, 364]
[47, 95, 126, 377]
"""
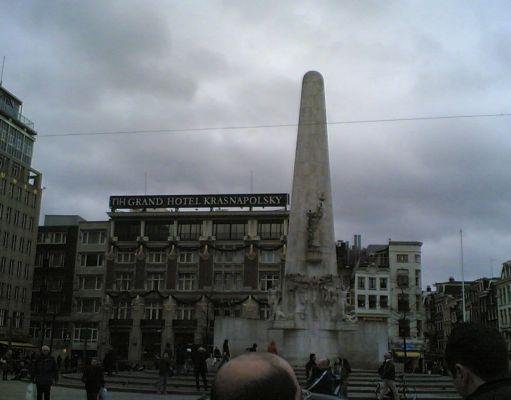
[2, 324, 511, 400]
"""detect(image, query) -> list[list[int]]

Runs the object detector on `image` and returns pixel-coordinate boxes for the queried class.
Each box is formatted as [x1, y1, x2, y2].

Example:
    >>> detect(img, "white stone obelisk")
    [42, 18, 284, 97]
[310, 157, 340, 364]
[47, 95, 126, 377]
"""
[270, 71, 348, 364]
[285, 70, 337, 277]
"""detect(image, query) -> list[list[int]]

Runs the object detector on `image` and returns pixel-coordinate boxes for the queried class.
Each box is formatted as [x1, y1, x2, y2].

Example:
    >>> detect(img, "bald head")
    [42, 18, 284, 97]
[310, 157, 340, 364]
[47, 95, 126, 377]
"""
[211, 353, 300, 400]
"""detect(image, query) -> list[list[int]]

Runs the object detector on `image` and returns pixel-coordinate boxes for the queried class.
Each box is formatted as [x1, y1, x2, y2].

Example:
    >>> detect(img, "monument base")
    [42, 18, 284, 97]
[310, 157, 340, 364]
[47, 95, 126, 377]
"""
[214, 317, 388, 369]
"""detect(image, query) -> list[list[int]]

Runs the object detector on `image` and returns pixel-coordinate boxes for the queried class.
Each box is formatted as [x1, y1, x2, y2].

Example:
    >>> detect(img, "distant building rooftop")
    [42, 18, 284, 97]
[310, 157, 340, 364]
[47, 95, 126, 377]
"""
[44, 215, 86, 226]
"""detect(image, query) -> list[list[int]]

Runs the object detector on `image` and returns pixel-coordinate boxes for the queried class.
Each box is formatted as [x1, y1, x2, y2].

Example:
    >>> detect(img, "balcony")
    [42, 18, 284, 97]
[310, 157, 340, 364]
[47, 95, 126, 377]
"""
[109, 319, 133, 330]
[140, 319, 164, 330]
[172, 319, 197, 330]
[0, 101, 34, 129]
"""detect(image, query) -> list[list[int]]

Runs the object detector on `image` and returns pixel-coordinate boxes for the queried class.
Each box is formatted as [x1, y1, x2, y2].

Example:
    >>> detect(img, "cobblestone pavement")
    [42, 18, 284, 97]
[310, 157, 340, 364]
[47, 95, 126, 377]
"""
[0, 380, 205, 400]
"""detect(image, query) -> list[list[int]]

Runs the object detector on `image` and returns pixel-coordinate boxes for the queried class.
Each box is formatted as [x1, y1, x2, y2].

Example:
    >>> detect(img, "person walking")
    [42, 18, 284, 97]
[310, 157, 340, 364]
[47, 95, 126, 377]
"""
[377, 352, 397, 400]
[31, 345, 58, 400]
[156, 352, 171, 394]
[56, 355, 62, 372]
[1, 349, 13, 380]
[307, 358, 336, 396]
[267, 340, 278, 355]
[305, 353, 317, 380]
[219, 340, 230, 368]
[192, 346, 209, 391]
[334, 356, 352, 399]
[81, 358, 105, 400]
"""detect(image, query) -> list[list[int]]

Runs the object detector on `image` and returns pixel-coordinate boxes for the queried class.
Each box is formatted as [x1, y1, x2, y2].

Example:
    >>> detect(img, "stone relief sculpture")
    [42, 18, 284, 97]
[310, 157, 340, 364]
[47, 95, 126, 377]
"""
[306, 193, 325, 249]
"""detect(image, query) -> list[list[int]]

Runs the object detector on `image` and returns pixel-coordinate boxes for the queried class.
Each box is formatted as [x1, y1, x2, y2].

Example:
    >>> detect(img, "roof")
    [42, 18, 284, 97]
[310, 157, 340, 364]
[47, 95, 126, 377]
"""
[366, 244, 387, 253]
[389, 241, 423, 246]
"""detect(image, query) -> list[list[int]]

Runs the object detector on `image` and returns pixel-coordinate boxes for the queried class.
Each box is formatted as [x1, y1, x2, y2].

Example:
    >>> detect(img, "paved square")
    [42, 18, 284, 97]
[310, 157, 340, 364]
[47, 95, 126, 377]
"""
[0, 381, 204, 400]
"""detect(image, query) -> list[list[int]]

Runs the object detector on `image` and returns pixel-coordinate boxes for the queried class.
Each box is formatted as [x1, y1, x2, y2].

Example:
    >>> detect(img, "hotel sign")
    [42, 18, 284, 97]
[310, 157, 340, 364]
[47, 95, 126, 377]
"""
[109, 193, 289, 210]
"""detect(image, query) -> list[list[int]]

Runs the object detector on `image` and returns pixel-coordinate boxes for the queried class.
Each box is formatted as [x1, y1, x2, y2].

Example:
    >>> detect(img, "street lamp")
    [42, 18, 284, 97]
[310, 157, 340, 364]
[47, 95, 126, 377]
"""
[397, 279, 409, 373]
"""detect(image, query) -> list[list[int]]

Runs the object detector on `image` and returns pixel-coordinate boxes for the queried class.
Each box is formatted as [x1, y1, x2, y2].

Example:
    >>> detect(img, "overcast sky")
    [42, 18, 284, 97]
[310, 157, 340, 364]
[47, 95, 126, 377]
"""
[1, 1, 510, 287]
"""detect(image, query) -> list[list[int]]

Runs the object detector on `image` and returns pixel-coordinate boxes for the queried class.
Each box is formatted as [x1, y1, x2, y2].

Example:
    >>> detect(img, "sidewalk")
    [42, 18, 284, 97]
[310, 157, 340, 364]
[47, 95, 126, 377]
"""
[0, 380, 205, 400]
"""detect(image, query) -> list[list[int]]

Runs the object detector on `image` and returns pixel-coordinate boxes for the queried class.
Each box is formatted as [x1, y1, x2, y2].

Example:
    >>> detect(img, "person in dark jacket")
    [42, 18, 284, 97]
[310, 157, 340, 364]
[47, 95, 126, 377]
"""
[305, 353, 317, 380]
[445, 322, 511, 399]
[156, 352, 171, 394]
[334, 356, 352, 398]
[192, 346, 209, 391]
[307, 358, 337, 396]
[31, 345, 58, 400]
[81, 358, 105, 400]
[377, 352, 397, 400]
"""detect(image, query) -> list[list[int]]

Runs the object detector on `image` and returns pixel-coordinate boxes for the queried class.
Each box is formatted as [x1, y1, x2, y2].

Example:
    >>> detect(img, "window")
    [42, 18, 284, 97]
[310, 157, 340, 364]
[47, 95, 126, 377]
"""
[13, 286, 19, 300]
[76, 298, 101, 313]
[178, 251, 196, 264]
[13, 311, 23, 328]
[259, 304, 270, 320]
[415, 270, 421, 287]
[214, 270, 243, 291]
[176, 305, 195, 320]
[116, 251, 135, 264]
[114, 221, 139, 241]
[213, 222, 246, 240]
[74, 323, 98, 343]
[178, 222, 202, 240]
[379, 278, 388, 290]
[147, 250, 166, 263]
[258, 221, 283, 240]
[0, 309, 6, 327]
[79, 276, 103, 290]
[21, 288, 27, 303]
[215, 247, 244, 263]
[397, 273, 409, 288]
[177, 273, 197, 291]
[116, 273, 132, 290]
[113, 300, 131, 319]
[368, 295, 377, 309]
[357, 295, 366, 308]
[80, 230, 106, 244]
[357, 276, 366, 289]
[38, 232, 67, 244]
[368, 277, 376, 290]
[144, 301, 163, 320]
[417, 320, 423, 337]
[380, 295, 388, 308]
[80, 253, 105, 267]
[259, 272, 280, 291]
[396, 254, 409, 263]
[416, 295, 421, 310]
[415, 254, 421, 263]
[146, 273, 164, 291]
[145, 221, 171, 241]
[260, 250, 278, 264]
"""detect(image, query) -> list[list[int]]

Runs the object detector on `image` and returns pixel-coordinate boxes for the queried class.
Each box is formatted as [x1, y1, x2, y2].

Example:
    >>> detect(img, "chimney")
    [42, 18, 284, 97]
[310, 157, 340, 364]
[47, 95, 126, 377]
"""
[427, 285, 431, 292]
[449, 277, 455, 282]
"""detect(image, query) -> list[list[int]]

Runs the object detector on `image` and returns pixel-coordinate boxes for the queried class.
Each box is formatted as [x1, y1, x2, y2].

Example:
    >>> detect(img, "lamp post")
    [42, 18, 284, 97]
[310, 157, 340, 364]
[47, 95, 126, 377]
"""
[398, 282, 409, 373]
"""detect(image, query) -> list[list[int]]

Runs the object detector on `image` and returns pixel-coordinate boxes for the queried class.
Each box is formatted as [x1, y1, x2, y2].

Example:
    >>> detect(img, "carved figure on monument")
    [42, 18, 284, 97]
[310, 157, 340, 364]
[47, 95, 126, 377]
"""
[306, 193, 325, 249]
[268, 287, 284, 320]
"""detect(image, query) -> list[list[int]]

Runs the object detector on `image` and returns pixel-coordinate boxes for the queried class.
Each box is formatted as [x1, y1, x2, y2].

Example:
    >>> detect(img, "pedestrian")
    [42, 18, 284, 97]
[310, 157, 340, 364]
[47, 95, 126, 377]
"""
[246, 343, 258, 352]
[213, 346, 222, 366]
[192, 346, 209, 391]
[307, 358, 336, 396]
[334, 356, 351, 398]
[176, 344, 185, 375]
[377, 352, 397, 400]
[305, 353, 316, 380]
[1, 350, 10, 380]
[445, 322, 511, 399]
[156, 352, 171, 394]
[81, 358, 105, 400]
[219, 340, 230, 368]
[31, 345, 58, 400]
[267, 340, 278, 355]
[56, 355, 62, 371]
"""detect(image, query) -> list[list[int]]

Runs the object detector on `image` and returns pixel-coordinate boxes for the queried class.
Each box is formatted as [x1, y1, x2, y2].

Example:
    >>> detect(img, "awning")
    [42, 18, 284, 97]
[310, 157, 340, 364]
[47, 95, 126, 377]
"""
[394, 351, 421, 358]
[0, 341, 38, 349]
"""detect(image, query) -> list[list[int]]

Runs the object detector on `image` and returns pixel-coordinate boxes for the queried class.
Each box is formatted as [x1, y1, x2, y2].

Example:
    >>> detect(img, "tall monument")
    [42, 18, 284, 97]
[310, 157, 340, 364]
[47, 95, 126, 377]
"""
[270, 71, 349, 363]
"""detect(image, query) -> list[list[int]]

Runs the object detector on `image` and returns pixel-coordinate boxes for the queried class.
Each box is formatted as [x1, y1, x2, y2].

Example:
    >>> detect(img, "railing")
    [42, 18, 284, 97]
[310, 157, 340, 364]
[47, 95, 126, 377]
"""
[0, 101, 35, 129]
